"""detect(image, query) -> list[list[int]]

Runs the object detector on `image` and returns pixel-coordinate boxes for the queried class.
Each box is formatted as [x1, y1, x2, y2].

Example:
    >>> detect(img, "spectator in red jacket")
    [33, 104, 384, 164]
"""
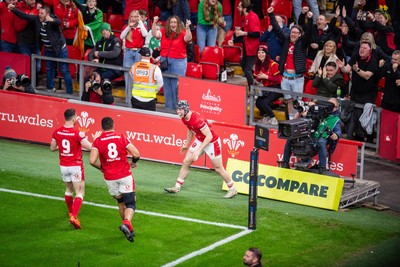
[0, 0, 18, 53]
[229, 0, 260, 87]
[14, 0, 41, 73]
[54, 0, 79, 45]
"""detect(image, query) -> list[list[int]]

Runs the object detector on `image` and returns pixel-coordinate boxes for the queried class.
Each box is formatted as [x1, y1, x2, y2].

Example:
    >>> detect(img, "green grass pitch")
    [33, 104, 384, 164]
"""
[0, 138, 399, 266]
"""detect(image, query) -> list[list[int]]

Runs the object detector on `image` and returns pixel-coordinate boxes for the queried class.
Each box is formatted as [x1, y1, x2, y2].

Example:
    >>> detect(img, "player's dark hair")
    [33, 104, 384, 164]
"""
[64, 108, 76, 121]
[101, 117, 114, 131]
[248, 247, 262, 262]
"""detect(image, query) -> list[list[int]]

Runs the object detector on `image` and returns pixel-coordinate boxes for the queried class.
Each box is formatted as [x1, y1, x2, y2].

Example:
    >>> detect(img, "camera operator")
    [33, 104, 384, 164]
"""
[1, 66, 35, 94]
[280, 98, 341, 174]
[81, 71, 114, 105]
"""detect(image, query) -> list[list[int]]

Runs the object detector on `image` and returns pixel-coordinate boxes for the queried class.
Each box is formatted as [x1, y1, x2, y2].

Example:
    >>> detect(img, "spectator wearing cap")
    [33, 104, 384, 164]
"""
[9, 4, 73, 94]
[120, 10, 148, 102]
[129, 47, 164, 111]
[254, 45, 282, 125]
[88, 22, 123, 81]
[1, 65, 35, 94]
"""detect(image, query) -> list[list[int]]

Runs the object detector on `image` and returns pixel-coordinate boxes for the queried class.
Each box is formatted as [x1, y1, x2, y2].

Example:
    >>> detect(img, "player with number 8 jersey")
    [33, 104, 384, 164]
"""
[90, 117, 140, 242]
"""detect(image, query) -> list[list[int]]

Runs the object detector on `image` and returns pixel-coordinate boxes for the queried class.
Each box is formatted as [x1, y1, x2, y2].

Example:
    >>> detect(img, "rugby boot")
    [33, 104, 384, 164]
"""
[164, 185, 181, 193]
[69, 216, 81, 230]
[224, 187, 238, 198]
[119, 224, 134, 242]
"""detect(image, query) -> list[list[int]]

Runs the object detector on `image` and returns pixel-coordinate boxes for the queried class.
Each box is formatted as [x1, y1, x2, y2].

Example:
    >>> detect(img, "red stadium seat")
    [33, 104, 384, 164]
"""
[200, 46, 224, 67]
[200, 62, 220, 80]
[303, 79, 317, 102]
[375, 90, 383, 107]
[260, 17, 270, 31]
[108, 14, 125, 34]
[223, 30, 235, 45]
[222, 44, 243, 65]
[270, 0, 293, 23]
[193, 44, 201, 63]
[186, 62, 203, 79]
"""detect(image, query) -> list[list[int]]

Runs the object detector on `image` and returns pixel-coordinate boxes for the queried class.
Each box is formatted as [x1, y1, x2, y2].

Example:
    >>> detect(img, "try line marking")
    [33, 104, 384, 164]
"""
[1, 188, 253, 266]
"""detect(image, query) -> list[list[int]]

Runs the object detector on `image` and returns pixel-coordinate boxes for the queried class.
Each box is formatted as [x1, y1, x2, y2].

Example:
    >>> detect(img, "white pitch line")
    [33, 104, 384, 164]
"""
[161, 229, 253, 267]
[0, 188, 246, 230]
[1, 188, 253, 266]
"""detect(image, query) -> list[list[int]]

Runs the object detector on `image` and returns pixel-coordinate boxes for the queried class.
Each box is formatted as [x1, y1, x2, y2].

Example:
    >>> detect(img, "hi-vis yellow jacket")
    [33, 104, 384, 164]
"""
[131, 61, 158, 99]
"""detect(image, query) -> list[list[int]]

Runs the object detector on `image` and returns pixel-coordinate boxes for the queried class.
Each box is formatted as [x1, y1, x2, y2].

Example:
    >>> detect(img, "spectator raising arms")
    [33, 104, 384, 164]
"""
[268, 6, 312, 118]
[14, 0, 41, 62]
[152, 15, 192, 111]
[72, 0, 104, 51]
[259, 15, 290, 62]
[358, 7, 396, 56]
[10, 4, 74, 94]
[120, 10, 148, 102]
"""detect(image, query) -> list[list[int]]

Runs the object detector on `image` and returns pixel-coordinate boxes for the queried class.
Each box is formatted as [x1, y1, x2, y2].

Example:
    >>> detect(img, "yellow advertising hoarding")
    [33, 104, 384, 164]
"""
[223, 158, 344, 211]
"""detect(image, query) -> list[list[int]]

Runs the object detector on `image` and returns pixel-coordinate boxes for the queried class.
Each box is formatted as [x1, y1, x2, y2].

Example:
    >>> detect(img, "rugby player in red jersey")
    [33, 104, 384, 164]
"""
[164, 100, 238, 198]
[50, 108, 99, 229]
[90, 117, 140, 242]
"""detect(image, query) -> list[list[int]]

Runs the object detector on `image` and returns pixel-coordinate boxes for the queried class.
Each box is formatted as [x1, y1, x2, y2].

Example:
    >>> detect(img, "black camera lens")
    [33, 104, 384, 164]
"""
[19, 74, 31, 87]
[92, 81, 101, 90]
[102, 79, 112, 92]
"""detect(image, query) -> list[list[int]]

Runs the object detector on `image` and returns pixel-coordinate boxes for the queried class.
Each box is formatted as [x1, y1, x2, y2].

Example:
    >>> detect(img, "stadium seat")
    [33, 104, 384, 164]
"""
[259, 17, 270, 31]
[193, 44, 201, 63]
[375, 89, 383, 107]
[222, 30, 235, 45]
[222, 44, 243, 65]
[200, 62, 220, 80]
[200, 46, 224, 67]
[303, 79, 317, 102]
[108, 14, 125, 34]
[186, 62, 203, 79]
[0, 52, 31, 81]
[270, 0, 293, 24]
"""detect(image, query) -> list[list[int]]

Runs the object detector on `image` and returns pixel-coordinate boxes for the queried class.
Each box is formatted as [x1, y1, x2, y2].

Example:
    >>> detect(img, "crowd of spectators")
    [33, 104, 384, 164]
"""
[1, 0, 400, 141]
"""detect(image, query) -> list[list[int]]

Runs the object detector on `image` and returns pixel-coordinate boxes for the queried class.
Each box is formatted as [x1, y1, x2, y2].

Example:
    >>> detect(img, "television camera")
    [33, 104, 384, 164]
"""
[278, 100, 335, 170]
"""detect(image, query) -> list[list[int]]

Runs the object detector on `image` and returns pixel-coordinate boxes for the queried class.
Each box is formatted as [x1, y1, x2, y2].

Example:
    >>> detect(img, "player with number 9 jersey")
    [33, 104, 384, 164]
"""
[52, 127, 87, 168]
[92, 131, 133, 181]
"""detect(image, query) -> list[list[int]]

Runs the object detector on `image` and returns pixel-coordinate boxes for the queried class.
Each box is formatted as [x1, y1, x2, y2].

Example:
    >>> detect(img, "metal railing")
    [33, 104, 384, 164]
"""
[30, 54, 178, 103]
